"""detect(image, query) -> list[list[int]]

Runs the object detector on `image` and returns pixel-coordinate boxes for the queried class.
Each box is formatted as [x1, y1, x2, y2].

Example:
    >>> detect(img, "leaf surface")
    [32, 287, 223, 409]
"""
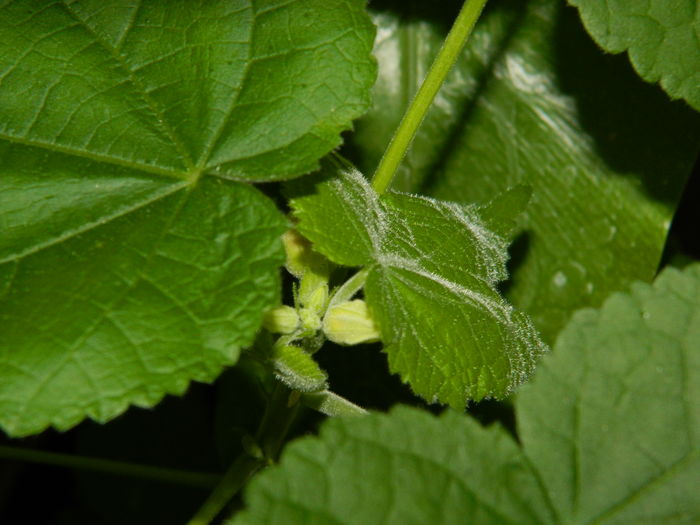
[0, 0, 376, 435]
[518, 263, 700, 523]
[346, 0, 700, 340]
[0, 176, 286, 436]
[0, 0, 376, 182]
[230, 264, 700, 524]
[289, 156, 546, 405]
[568, 0, 700, 111]
[233, 406, 551, 525]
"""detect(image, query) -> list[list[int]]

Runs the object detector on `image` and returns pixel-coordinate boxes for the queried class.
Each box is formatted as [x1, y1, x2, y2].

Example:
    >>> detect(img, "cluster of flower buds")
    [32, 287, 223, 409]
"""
[263, 229, 379, 346]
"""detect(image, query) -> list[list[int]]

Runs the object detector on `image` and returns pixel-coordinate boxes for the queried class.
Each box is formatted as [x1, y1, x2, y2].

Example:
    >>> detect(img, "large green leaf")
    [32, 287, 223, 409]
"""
[569, 0, 700, 111]
[0, 175, 286, 437]
[232, 406, 550, 525]
[518, 263, 700, 523]
[230, 264, 700, 524]
[347, 0, 700, 340]
[289, 156, 546, 405]
[0, 0, 376, 182]
[0, 0, 376, 436]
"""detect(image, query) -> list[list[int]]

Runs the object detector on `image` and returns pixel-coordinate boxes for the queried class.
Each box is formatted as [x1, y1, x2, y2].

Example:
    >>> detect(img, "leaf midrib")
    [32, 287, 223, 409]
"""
[53, 0, 260, 178]
[587, 449, 699, 525]
[0, 179, 188, 264]
[58, 0, 196, 172]
[0, 132, 187, 180]
[198, 1, 254, 168]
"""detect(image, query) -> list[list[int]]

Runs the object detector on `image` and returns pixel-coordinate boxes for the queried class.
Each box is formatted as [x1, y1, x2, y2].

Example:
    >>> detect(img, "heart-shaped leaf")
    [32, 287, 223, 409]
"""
[0, 0, 376, 436]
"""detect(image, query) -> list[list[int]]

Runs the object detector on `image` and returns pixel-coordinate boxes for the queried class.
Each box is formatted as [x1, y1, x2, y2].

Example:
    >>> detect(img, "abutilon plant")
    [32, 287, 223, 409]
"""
[0, 0, 698, 524]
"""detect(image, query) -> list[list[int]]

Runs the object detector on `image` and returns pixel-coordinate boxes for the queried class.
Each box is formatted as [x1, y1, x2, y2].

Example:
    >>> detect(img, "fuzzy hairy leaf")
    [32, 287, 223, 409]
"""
[0, 0, 376, 436]
[269, 344, 328, 393]
[289, 156, 546, 405]
[230, 264, 700, 524]
[347, 0, 700, 340]
[569, 0, 700, 111]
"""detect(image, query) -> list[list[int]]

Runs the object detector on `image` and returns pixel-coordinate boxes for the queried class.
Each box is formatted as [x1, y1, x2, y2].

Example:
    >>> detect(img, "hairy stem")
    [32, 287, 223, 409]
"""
[327, 268, 369, 310]
[371, 0, 489, 195]
[0, 445, 218, 489]
[186, 382, 299, 525]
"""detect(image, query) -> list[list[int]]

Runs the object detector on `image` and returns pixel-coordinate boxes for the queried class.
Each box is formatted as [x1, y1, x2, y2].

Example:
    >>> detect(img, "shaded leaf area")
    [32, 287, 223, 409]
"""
[569, 0, 700, 111]
[289, 156, 546, 406]
[230, 264, 700, 525]
[346, 0, 700, 340]
[0, 0, 377, 436]
[518, 265, 700, 524]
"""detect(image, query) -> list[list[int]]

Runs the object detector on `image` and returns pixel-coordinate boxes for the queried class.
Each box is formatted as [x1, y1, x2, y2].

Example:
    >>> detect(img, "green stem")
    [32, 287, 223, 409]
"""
[301, 390, 368, 417]
[327, 268, 369, 310]
[255, 383, 300, 461]
[185, 455, 264, 525]
[185, 382, 299, 525]
[0, 445, 218, 489]
[371, 0, 489, 195]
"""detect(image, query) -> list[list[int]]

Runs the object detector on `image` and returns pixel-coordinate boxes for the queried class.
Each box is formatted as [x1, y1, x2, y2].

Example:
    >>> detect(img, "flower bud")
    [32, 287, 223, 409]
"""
[323, 299, 380, 345]
[302, 282, 328, 314]
[271, 344, 328, 393]
[282, 229, 329, 280]
[282, 229, 309, 278]
[262, 305, 299, 334]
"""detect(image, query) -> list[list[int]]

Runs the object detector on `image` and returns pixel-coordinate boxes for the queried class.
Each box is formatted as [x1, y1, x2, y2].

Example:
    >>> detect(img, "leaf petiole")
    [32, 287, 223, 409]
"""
[0, 445, 218, 489]
[371, 0, 489, 195]
[327, 268, 369, 310]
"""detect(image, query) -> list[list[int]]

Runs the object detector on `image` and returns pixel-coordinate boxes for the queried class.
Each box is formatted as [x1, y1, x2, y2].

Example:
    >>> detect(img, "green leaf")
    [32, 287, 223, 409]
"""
[568, 0, 700, 111]
[0, 0, 376, 182]
[0, 177, 286, 437]
[346, 0, 700, 340]
[517, 263, 700, 523]
[289, 156, 546, 405]
[0, 0, 376, 436]
[231, 406, 551, 525]
[230, 264, 700, 525]
[269, 344, 328, 393]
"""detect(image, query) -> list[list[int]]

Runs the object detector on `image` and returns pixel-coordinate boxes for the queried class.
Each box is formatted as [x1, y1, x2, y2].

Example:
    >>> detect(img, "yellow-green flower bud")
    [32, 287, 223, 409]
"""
[322, 299, 380, 346]
[262, 305, 299, 334]
[282, 229, 308, 278]
[302, 282, 328, 315]
[282, 229, 330, 280]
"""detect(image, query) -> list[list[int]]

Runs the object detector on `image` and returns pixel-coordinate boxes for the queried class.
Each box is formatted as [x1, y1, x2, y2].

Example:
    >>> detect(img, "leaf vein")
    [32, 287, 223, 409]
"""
[0, 181, 187, 264]
[57, 0, 195, 169]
